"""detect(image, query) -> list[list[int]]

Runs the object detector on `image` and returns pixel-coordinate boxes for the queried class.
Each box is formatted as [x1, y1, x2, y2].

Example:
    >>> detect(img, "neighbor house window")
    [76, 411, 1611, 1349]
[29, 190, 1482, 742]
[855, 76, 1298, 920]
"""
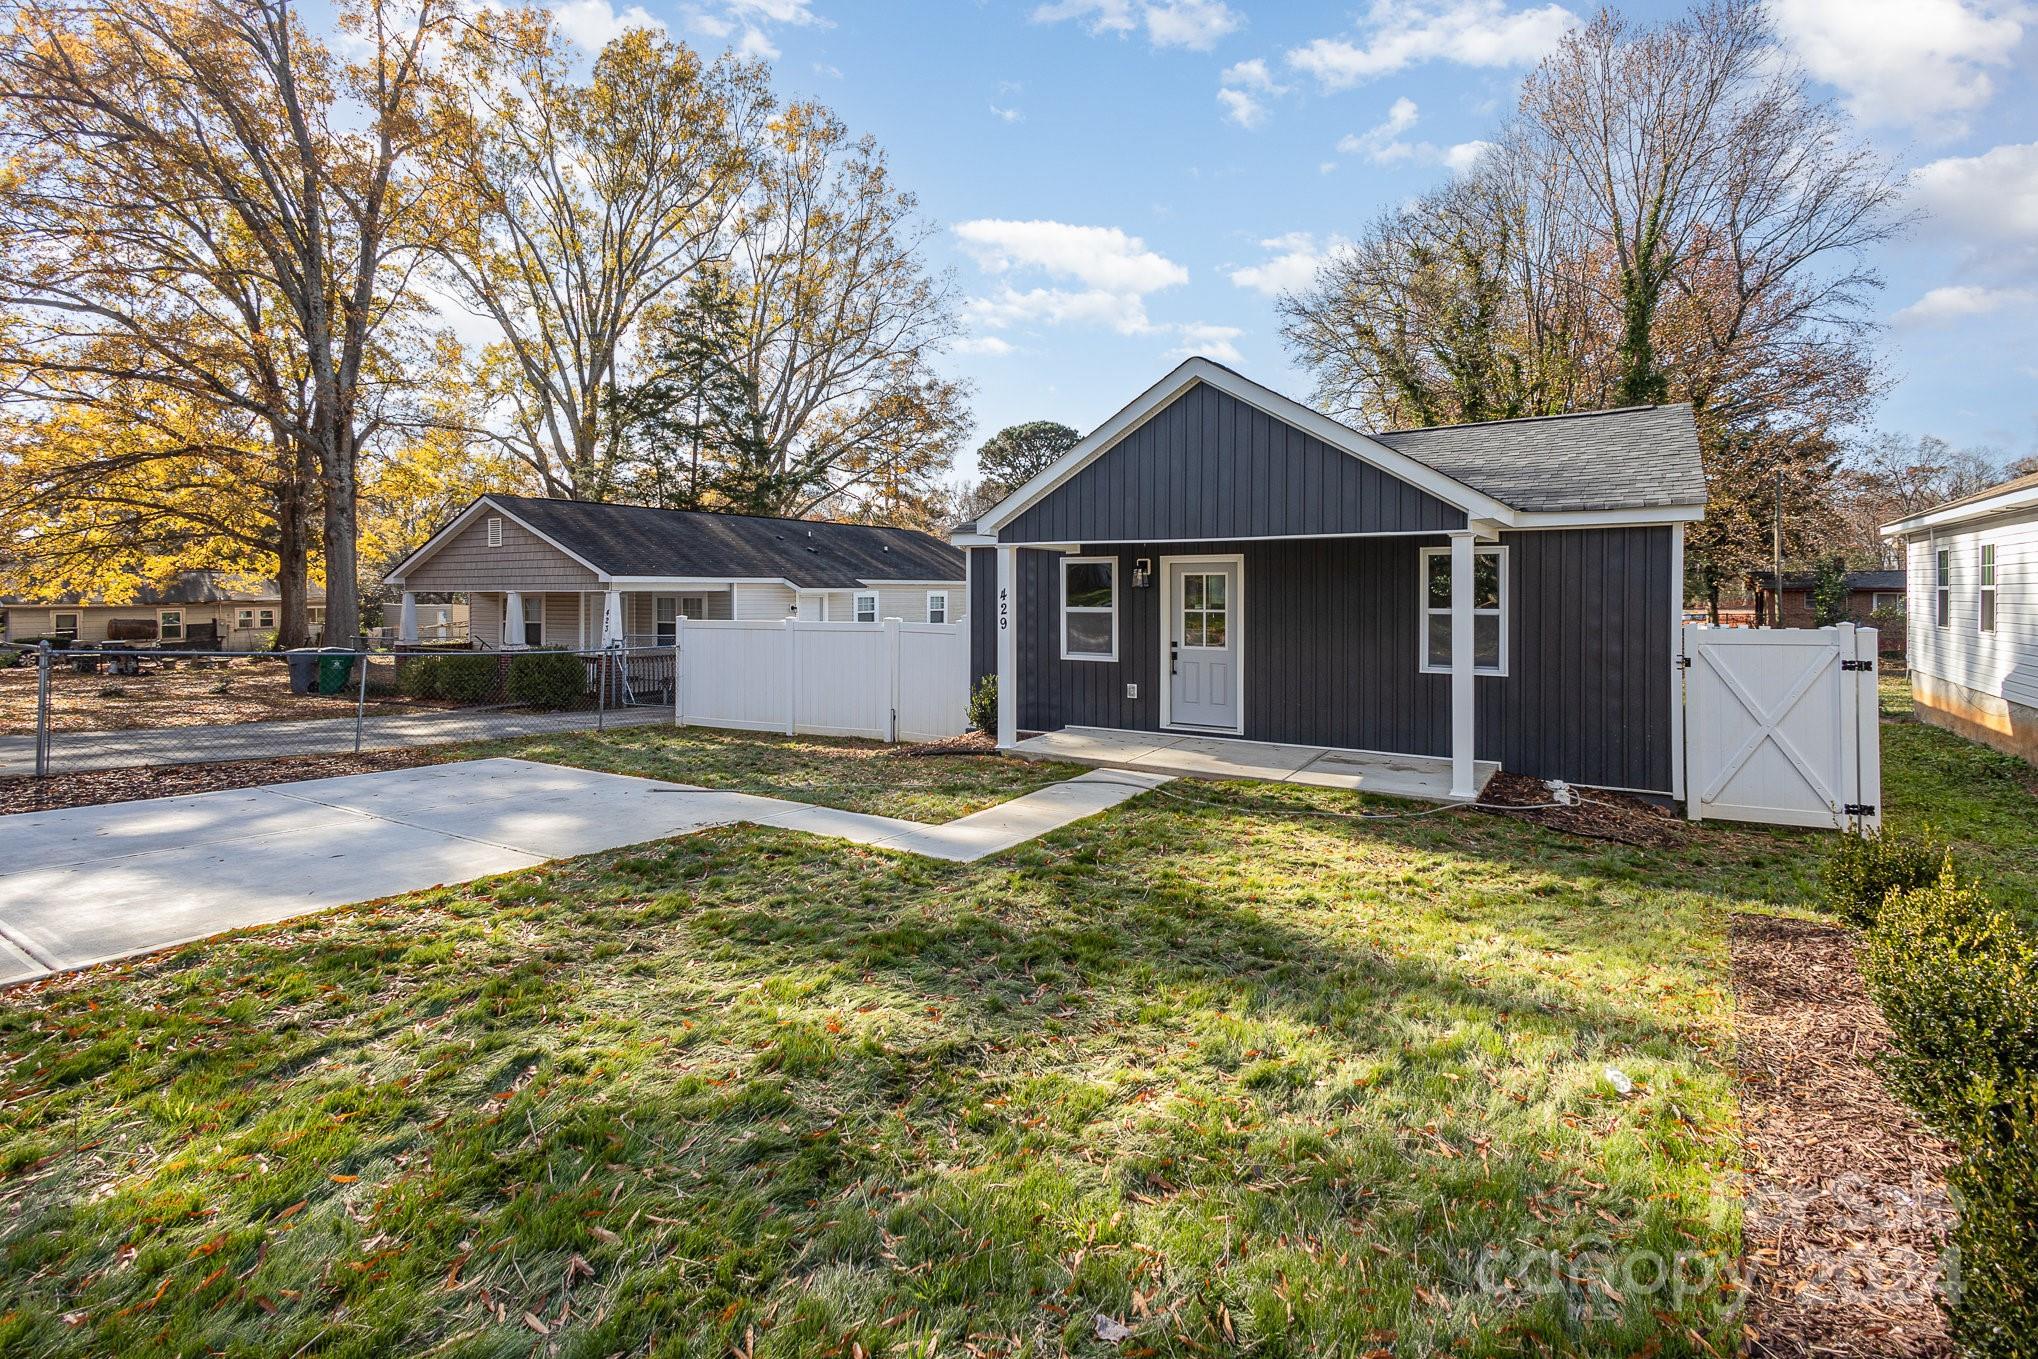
[52, 612, 78, 641]
[1418, 545, 1507, 675]
[258, 608, 275, 629]
[506, 595, 541, 646]
[1060, 557, 1118, 661]
[1936, 548, 1950, 627]
[486, 516, 503, 548]
[1980, 544, 1997, 634]
[158, 609, 184, 642]
[926, 590, 949, 624]
[853, 592, 878, 623]
[236, 609, 255, 630]
[655, 597, 678, 646]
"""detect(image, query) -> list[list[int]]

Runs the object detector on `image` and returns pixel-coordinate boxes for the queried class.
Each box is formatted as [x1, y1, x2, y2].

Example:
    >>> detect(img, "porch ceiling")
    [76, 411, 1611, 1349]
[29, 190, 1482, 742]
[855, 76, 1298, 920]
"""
[1006, 727, 1498, 804]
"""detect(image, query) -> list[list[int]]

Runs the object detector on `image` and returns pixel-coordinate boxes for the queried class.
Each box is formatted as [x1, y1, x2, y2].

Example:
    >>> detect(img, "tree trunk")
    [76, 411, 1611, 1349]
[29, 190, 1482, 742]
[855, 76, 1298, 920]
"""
[321, 435, 360, 651]
[274, 484, 311, 650]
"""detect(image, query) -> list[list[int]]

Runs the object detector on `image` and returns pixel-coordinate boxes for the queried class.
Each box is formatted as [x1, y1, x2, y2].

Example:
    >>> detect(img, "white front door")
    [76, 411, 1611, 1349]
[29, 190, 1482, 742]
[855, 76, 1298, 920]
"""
[1168, 560, 1239, 730]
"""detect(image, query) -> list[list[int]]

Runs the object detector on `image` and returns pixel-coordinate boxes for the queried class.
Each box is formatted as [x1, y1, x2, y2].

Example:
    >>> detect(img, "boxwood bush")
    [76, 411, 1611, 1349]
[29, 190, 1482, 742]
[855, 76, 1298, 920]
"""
[1860, 867, 2038, 1354]
[398, 653, 503, 703]
[506, 648, 587, 710]
[966, 673, 997, 736]
[1822, 823, 1949, 925]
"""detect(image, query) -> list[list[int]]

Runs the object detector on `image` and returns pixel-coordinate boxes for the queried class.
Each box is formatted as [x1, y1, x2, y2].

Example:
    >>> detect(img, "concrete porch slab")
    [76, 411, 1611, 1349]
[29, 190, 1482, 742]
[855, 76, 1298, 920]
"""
[1007, 727, 1498, 802]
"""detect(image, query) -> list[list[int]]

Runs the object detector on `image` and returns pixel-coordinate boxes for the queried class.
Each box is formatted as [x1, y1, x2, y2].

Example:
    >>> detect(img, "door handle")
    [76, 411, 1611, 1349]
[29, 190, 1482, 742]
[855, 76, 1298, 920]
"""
[1170, 639, 1177, 675]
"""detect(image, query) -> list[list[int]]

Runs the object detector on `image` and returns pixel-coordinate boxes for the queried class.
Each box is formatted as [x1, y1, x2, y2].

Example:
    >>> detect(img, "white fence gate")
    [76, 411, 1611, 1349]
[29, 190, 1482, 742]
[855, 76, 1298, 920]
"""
[675, 618, 971, 744]
[1683, 622, 1881, 831]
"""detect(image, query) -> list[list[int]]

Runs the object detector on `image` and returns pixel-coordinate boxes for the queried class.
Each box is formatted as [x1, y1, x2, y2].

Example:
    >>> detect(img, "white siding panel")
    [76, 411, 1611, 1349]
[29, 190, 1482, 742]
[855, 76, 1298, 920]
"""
[1909, 511, 2038, 709]
[734, 583, 798, 620]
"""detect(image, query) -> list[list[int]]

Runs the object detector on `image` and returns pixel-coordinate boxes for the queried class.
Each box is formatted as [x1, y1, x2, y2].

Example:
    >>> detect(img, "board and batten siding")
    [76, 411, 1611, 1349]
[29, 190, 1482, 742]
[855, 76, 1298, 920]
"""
[995, 527, 1674, 792]
[998, 382, 1467, 544]
[401, 511, 600, 593]
[1907, 512, 2038, 714]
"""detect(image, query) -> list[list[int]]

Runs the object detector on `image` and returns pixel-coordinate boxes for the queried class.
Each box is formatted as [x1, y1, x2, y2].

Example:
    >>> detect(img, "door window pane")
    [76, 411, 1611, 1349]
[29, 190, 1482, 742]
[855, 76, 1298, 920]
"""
[1204, 610, 1226, 647]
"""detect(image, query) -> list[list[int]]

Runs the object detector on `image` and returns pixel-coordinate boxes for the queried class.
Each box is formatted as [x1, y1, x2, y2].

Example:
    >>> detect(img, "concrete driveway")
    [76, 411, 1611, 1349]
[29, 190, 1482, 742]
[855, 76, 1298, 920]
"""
[0, 757, 1165, 985]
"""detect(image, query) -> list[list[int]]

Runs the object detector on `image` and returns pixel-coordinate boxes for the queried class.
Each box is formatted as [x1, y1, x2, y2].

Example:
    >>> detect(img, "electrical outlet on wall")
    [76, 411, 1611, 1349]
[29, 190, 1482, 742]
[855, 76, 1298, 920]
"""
[1125, 683, 1138, 699]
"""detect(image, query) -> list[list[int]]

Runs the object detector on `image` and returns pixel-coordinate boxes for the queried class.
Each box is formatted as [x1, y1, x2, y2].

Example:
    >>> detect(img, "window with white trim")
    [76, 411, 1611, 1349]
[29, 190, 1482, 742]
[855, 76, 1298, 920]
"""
[1936, 548, 1950, 627]
[159, 609, 184, 642]
[258, 608, 275, 629]
[236, 608, 256, 630]
[853, 591, 878, 623]
[1060, 557, 1118, 661]
[655, 597, 678, 646]
[506, 595, 541, 646]
[1418, 545, 1506, 675]
[52, 612, 78, 641]
[486, 516, 503, 548]
[1980, 543, 1997, 634]
[926, 590, 949, 624]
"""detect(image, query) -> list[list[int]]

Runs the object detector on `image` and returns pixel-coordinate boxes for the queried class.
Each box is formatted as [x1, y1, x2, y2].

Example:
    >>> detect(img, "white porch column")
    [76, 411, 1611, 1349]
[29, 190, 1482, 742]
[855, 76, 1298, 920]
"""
[995, 545, 1018, 748]
[601, 589, 625, 648]
[503, 590, 525, 649]
[1449, 530, 1477, 798]
[397, 591, 418, 645]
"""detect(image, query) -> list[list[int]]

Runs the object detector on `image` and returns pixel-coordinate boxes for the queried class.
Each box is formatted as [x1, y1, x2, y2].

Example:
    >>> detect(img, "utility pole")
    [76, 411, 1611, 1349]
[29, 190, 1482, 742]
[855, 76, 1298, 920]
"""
[1772, 470, 1784, 628]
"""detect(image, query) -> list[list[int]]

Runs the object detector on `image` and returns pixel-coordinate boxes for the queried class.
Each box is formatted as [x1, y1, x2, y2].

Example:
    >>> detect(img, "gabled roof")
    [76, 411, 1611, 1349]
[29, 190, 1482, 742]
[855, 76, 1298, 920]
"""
[395, 495, 964, 589]
[1, 571, 321, 607]
[963, 358, 1706, 541]
[1882, 470, 2038, 536]
[1371, 404, 1707, 513]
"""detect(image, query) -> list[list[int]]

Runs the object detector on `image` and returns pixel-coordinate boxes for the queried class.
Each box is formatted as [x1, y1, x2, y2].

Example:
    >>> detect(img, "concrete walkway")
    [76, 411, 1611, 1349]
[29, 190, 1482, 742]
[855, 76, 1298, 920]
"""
[1010, 726, 1499, 801]
[0, 757, 1170, 985]
[0, 705, 673, 776]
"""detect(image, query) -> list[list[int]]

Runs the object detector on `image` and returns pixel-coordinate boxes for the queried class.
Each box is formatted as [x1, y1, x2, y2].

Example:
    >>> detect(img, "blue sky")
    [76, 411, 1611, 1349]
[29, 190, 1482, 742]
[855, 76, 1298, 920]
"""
[556, 0, 2038, 479]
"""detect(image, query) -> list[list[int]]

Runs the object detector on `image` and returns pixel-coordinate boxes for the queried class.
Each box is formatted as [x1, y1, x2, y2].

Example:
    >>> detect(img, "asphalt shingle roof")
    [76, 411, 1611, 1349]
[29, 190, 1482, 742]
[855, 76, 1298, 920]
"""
[1370, 403, 1707, 513]
[1751, 569, 1906, 592]
[485, 495, 964, 589]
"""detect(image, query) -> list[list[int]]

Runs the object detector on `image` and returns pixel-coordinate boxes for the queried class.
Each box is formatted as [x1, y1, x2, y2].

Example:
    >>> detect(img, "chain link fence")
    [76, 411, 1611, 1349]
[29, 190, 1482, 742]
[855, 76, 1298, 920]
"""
[0, 641, 676, 779]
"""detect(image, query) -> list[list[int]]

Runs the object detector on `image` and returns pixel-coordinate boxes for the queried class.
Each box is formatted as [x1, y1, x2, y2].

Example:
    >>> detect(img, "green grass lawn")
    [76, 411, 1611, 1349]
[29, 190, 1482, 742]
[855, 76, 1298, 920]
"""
[2, 699, 2032, 1357]
[466, 724, 1081, 822]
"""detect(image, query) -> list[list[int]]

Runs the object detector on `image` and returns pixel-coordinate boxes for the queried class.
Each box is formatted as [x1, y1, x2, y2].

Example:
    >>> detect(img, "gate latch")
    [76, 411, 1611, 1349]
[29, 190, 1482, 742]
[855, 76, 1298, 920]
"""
[1841, 659, 1875, 672]
[1675, 655, 1692, 669]
[1844, 803, 1877, 817]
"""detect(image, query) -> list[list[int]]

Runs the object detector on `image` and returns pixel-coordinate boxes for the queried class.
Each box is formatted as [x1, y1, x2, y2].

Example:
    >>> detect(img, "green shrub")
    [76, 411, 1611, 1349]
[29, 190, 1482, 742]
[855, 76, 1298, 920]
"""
[397, 655, 443, 699]
[506, 648, 587, 709]
[1821, 823, 1948, 926]
[436, 654, 502, 703]
[0, 648, 19, 669]
[1946, 1085, 2038, 1358]
[966, 673, 997, 736]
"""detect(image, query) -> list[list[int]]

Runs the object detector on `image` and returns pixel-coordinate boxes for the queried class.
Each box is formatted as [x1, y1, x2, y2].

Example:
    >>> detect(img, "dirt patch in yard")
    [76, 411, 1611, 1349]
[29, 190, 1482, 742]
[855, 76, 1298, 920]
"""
[1731, 913, 1955, 1359]
[0, 747, 447, 815]
[0, 655, 450, 734]
[1476, 769, 1690, 847]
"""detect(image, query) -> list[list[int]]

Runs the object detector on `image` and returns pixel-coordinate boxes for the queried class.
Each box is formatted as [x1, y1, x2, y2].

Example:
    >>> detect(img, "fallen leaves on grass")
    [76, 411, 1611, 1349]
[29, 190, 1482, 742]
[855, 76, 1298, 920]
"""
[1731, 913, 1954, 1359]
[0, 748, 444, 816]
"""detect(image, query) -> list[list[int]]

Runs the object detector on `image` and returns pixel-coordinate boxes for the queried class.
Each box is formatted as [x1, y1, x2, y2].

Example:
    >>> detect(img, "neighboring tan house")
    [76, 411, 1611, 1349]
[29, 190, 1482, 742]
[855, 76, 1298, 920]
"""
[954, 357, 1706, 800]
[0, 572, 325, 651]
[1883, 470, 2038, 763]
[1745, 569, 1906, 628]
[385, 496, 967, 648]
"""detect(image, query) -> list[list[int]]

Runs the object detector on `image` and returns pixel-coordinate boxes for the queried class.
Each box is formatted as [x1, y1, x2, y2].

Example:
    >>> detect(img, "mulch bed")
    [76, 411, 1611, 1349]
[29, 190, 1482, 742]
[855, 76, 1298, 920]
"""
[0, 748, 446, 816]
[892, 731, 999, 758]
[1475, 768, 1690, 847]
[1731, 913, 1955, 1358]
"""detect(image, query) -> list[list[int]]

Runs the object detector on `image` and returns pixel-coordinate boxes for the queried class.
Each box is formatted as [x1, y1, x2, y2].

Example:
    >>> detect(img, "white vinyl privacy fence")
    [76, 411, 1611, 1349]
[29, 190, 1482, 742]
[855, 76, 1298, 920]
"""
[1683, 622, 1882, 832]
[674, 618, 971, 743]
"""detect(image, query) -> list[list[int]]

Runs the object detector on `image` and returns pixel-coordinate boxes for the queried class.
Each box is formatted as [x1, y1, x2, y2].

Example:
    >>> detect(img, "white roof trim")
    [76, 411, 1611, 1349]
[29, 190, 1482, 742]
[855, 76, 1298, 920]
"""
[971, 357, 1519, 537]
[386, 496, 610, 585]
[1882, 481, 2038, 536]
[854, 577, 967, 587]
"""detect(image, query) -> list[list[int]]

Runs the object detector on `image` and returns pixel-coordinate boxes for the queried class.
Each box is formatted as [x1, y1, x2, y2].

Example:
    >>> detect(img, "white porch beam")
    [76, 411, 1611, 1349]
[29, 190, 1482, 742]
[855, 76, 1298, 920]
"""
[1449, 530, 1477, 798]
[601, 589, 625, 648]
[397, 592, 418, 645]
[996, 545, 1018, 749]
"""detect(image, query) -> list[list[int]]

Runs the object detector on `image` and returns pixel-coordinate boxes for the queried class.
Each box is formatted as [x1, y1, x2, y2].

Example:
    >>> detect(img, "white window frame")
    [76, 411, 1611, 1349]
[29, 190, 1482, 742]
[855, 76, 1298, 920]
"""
[1417, 544, 1508, 677]
[158, 609, 184, 642]
[486, 516, 503, 548]
[654, 596, 678, 646]
[236, 608, 256, 630]
[1059, 556, 1119, 662]
[1979, 543, 1996, 634]
[258, 608, 275, 630]
[507, 594, 542, 647]
[1935, 547, 1950, 628]
[926, 590, 949, 624]
[52, 611, 78, 641]
[852, 591, 878, 623]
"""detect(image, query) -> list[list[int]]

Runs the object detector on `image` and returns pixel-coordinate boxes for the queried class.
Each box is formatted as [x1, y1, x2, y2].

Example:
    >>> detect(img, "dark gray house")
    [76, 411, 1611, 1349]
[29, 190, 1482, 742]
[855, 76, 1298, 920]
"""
[955, 358, 1706, 798]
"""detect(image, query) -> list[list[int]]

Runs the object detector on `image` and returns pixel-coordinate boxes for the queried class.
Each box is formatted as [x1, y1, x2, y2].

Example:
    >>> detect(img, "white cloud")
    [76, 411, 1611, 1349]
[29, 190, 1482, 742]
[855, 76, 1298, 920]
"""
[1144, 0, 1242, 49]
[1444, 139, 1495, 174]
[952, 335, 1017, 357]
[1033, 0, 1242, 51]
[965, 286, 1162, 336]
[1287, 0, 1579, 89]
[735, 25, 779, 58]
[1171, 322, 1245, 362]
[990, 102, 1024, 123]
[678, 0, 826, 60]
[1911, 142, 2038, 245]
[955, 220, 1189, 295]
[1229, 231, 1348, 297]
[551, 0, 664, 51]
[1220, 57, 1285, 91]
[1894, 284, 2038, 325]
[1336, 96, 1421, 164]
[1217, 86, 1267, 128]
[1771, 0, 2022, 133]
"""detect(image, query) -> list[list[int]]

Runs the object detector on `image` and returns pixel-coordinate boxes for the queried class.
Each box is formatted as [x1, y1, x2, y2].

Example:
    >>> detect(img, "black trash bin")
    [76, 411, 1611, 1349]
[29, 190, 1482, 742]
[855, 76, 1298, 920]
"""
[285, 648, 323, 695]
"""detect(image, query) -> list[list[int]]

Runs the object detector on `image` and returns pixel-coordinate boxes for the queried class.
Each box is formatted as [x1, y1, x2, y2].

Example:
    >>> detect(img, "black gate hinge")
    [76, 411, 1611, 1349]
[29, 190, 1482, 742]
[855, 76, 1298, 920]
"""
[1841, 659, 1875, 672]
[1845, 803, 1877, 817]
[1675, 655, 1692, 669]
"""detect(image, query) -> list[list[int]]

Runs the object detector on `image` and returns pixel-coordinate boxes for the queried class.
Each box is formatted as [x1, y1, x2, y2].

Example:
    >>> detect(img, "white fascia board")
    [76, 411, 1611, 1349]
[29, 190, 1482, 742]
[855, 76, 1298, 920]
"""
[1507, 505, 1707, 529]
[385, 496, 613, 585]
[1882, 484, 2038, 536]
[949, 532, 996, 546]
[855, 578, 967, 587]
[972, 357, 1519, 535]
[606, 576, 787, 590]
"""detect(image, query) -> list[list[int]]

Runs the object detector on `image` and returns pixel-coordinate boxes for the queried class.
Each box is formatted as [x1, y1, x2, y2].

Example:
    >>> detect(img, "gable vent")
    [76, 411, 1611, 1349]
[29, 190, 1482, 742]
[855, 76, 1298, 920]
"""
[486, 516, 503, 548]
